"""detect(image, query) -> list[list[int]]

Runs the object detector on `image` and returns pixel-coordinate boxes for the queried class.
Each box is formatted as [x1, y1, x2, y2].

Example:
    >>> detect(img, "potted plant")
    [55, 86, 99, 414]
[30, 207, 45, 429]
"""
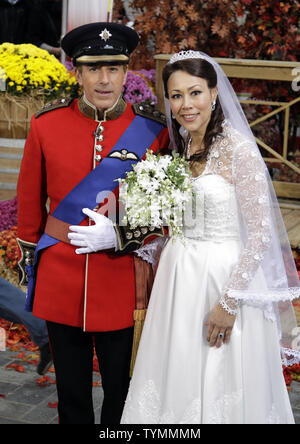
[0, 43, 78, 138]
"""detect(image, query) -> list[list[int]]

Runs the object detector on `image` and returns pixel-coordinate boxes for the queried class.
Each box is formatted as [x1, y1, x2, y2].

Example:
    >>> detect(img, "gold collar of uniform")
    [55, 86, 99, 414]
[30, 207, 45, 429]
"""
[78, 94, 127, 122]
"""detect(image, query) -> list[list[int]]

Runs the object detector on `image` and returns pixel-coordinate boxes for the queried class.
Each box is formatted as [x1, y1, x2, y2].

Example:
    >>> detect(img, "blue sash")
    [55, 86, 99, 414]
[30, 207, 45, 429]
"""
[25, 115, 164, 311]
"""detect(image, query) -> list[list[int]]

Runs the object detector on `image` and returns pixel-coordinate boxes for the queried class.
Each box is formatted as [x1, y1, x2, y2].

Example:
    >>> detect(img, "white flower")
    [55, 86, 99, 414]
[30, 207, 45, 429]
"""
[118, 150, 193, 239]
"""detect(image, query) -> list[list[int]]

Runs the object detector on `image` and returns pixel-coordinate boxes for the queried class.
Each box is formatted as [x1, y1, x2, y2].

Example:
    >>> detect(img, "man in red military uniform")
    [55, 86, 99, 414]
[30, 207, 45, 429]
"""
[17, 22, 169, 424]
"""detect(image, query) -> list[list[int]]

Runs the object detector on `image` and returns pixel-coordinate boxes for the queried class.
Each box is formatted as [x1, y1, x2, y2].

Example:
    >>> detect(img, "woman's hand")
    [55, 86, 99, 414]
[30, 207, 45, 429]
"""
[205, 303, 236, 348]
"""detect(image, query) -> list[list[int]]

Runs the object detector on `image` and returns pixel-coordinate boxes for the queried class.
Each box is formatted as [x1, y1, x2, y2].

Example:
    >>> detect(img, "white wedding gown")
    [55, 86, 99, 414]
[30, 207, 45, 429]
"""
[121, 127, 295, 424]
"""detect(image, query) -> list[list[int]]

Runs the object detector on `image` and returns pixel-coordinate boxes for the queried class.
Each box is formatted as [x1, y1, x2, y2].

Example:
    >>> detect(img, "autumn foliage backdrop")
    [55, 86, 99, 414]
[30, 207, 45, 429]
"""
[113, 0, 300, 69]
[113, 0, 300, 167]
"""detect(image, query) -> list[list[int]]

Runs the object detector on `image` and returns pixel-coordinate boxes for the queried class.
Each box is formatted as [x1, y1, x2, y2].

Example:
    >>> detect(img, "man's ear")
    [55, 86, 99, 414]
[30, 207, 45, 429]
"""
[74, 67, 83, 87]
[123, 65, 128, 86]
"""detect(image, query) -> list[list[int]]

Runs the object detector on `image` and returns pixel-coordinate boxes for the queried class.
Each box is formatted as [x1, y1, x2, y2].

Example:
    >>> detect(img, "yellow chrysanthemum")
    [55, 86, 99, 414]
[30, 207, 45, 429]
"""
[0, 43, 78, 98]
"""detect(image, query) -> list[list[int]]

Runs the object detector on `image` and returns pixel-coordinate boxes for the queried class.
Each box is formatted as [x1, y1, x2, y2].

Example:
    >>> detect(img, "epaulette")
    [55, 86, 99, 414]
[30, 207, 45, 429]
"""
[35, 96, 74, 119]
[132, 103, 166, 126]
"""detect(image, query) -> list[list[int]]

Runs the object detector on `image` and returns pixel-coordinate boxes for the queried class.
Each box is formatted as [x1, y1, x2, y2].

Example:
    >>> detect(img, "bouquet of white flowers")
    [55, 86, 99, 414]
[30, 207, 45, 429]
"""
[118, 150, 193, 238]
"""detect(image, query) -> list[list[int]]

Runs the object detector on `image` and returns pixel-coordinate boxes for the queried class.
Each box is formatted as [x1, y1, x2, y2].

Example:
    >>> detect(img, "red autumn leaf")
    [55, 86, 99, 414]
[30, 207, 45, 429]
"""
[0, 317, 37, 352]
[27, 359, 39, 366]
[6, 334, 22, 345]
[93, 356, 100, 373]
[211, 17, 221, 35]
[160, 41, 172, 53]
[17, 352, 26, 360]
[281, 4, 291, 13]
[211, 19, 229, 38]
[175, 15, 189, 29]
[237, 35, 246, 45]
[6, 364, 26, 373]
[36, 375, 55, 387]
[170, 6, 179, 19]
[178, 39, 188, 50]
[187, 35, 198, 48]
[236, 6, 245, 17]
[47, 402, 58, 409]
[185, 4, 198, 21]
[219, 24, 229, 39]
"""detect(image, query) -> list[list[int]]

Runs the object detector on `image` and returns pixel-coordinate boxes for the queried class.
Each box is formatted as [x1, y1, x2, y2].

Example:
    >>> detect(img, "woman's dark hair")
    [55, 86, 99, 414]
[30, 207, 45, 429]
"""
[162, 58, 224, 162]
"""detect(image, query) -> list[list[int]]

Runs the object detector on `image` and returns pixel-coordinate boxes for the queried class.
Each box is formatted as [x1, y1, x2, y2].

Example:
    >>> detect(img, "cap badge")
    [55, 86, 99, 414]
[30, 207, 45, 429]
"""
[99, 28, 112, 41]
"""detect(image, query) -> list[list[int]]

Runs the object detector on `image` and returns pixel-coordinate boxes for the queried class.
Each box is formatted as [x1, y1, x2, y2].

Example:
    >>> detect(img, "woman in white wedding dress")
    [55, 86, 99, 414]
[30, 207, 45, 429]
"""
[121, 51, 300, 424]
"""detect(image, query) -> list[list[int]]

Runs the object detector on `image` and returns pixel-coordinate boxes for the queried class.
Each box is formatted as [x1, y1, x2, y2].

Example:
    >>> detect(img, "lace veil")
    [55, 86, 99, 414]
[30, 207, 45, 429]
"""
[158, 50, 300, 366]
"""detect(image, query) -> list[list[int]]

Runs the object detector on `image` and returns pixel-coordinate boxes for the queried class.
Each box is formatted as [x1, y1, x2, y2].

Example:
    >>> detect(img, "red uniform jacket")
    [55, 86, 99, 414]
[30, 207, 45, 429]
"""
[17, 96, 169, 332]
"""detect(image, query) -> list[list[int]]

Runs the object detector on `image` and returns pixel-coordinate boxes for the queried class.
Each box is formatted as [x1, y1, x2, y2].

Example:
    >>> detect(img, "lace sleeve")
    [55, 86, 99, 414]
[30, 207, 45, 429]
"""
[134, 236, 167, 268]
[219, 139, 272, 314]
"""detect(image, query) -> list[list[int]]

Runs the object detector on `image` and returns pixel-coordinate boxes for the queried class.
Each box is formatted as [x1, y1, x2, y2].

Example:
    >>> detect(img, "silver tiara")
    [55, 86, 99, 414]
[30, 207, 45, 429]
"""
[168, 50, 207, 64]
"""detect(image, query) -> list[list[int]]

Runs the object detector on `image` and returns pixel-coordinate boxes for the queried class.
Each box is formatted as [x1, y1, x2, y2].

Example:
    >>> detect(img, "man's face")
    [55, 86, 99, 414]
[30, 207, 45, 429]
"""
[75, 64, 128, 112]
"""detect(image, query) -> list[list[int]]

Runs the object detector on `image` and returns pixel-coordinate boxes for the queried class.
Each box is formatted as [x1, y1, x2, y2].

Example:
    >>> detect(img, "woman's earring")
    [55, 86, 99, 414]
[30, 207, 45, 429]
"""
[211, 100, 216, 111]
[171, 112, 175, 119]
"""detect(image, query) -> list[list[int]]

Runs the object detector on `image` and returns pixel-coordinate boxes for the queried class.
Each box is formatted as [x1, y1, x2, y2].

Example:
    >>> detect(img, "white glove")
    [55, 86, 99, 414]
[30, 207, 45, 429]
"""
[68, 208, 118, 254]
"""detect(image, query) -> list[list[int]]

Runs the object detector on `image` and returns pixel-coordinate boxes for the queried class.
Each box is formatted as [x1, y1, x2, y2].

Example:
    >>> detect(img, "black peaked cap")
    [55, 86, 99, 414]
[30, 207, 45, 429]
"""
[61, 22, 139, 65]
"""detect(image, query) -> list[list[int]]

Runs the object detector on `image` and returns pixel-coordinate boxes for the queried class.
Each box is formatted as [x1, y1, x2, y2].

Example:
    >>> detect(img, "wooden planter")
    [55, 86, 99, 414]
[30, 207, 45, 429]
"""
[0, 93, 45, 139]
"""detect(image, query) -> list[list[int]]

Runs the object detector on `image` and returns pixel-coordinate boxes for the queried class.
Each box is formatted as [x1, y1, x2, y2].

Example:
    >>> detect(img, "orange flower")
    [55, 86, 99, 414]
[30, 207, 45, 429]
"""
[0, 227, 19, 272]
